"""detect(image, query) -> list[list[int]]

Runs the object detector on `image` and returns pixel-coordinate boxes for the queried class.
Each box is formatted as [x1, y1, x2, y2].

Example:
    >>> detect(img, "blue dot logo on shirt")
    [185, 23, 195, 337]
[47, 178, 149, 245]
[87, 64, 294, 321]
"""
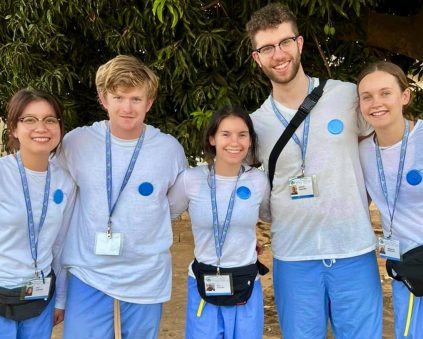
[328, 119, 344, 135]
[53, 189, 64, 204]
[406, 169, 422, 186]
[138, 182, 154, 196]
[237, 186, 251, 200]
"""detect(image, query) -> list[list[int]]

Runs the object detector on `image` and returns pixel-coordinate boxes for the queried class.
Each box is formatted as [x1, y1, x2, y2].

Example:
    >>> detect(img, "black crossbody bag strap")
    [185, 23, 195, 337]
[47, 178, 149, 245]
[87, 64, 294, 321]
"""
[268, 79, 327, 189]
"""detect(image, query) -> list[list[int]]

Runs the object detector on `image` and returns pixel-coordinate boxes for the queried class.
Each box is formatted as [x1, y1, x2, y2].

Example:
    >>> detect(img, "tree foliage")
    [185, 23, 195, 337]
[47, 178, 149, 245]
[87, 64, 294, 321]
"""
[1, 0, 422, 161]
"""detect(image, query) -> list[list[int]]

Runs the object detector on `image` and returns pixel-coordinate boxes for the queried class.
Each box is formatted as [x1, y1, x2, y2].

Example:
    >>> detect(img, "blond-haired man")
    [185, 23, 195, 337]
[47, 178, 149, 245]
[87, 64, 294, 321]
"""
[58, 55, 187, 338]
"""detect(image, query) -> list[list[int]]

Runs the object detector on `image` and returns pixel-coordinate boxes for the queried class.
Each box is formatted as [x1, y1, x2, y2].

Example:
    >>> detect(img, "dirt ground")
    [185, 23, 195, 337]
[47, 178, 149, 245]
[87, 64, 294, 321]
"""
[52, 203, 394, 338]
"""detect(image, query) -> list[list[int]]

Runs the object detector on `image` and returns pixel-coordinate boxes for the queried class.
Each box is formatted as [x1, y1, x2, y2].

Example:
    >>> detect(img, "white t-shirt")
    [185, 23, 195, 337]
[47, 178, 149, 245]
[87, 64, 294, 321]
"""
[359, 120, 423, 254]
[0, 154, 76, 309]
[251, 78, 376, 261]
[57, 121, 187, 303]
[168, 165, 271, 276]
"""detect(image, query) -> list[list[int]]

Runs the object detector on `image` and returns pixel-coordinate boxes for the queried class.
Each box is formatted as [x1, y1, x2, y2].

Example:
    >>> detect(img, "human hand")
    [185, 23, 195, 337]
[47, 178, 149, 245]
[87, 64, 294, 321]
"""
[53, 308, 64, 326]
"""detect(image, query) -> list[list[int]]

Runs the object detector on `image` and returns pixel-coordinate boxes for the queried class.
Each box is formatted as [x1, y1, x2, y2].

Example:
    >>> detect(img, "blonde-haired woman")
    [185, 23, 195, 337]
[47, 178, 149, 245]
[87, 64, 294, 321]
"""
[358, 61, 423, 338]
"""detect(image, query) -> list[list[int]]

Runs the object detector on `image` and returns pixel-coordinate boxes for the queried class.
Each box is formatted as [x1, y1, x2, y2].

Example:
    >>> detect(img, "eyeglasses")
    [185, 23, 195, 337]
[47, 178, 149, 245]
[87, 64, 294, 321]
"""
[254, 36, 300, 56]
[18, 116, 61, 127]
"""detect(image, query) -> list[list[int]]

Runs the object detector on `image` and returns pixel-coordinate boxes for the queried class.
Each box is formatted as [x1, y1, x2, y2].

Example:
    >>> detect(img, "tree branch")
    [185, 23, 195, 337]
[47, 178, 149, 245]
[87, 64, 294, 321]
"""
[311, 31, 332, 78]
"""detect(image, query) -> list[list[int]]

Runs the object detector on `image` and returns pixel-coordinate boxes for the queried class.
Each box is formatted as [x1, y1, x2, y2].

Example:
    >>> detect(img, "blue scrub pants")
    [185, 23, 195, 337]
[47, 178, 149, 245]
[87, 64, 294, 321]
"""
[0, 294, 55, 339]
[185, 276, 264, 339]
[273, 251, 382, 339]
[63, 274, 162, 339]
[392, 279, 423, 338]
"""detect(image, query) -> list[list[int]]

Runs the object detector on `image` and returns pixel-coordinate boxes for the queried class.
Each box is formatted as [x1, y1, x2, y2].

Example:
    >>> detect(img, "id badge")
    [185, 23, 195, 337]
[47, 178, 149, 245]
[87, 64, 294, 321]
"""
[21, 277, 52, 300]
[289, 175, 318, 199]
[95, 232, 123, 255]
[203, 274, 233, 296]
[378, 236, 401, 261]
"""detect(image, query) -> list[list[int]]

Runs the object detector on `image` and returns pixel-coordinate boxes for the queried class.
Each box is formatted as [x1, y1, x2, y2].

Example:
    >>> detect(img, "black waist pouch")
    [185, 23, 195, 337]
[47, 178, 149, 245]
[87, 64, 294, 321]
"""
[191, 258, 268, 306]
[386, 245, 423, 297]
[0, 271, 56, 321]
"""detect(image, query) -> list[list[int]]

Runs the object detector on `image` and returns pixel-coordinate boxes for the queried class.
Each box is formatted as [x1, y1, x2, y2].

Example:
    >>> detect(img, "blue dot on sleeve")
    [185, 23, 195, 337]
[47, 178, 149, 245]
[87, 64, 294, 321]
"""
[406, 169, 422, 186]
[53, 189, 64, 204]
[237, 186, 251, 200]
[328, 119, 344, 135]
[138, 182, 154, 196]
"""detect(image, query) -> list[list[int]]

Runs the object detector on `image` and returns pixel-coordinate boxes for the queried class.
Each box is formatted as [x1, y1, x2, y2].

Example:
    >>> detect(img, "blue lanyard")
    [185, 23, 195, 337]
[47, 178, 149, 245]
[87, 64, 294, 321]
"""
[106, 124, 145, 235]
[271, 77, 314, 174]
[16, 152, 51, 279]
[375, 119, 410, 238]
[209, 165, 242, 271]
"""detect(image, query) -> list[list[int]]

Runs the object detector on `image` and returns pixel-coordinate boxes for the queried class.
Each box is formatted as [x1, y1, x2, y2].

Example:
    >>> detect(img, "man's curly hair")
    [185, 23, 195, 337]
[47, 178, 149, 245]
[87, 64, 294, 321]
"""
[246, 3, 298, 49]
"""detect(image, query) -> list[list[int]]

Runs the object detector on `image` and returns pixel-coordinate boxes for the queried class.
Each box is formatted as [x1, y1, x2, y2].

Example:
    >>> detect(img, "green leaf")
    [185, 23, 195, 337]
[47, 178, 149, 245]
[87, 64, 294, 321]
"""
[332, 3, 349, 19]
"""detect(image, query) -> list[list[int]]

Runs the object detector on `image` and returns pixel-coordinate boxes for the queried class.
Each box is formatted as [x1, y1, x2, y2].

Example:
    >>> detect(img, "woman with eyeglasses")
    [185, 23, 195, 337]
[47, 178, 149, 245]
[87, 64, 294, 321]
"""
[358, 61, 423, 338]
[0, 89, 76, 338]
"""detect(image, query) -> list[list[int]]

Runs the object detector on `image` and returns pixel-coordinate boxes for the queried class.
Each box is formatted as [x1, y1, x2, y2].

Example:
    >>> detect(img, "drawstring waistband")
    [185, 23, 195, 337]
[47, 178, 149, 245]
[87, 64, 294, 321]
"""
[322, 259, 336, 268]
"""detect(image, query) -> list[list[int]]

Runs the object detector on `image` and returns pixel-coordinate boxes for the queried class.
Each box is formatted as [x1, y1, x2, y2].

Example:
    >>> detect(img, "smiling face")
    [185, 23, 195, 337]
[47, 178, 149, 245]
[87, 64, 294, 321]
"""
[209, 116, 251, 175]
[252, 22, 303, 85]
[100, 86, 154, 140]
[358, 70, 410, 131]
[12, 100, 61, 159]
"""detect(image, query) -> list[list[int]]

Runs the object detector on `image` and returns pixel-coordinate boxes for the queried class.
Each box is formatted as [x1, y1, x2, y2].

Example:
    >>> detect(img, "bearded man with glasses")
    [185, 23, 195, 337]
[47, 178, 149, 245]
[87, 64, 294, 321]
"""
[246, 4, 382, 338]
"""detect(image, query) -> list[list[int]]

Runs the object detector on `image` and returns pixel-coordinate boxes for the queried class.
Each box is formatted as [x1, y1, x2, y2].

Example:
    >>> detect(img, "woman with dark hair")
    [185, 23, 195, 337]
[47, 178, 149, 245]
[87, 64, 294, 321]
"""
[169, 106, 271, 339]
[0, 89, 76, 338]
[358, 61, 423, 338]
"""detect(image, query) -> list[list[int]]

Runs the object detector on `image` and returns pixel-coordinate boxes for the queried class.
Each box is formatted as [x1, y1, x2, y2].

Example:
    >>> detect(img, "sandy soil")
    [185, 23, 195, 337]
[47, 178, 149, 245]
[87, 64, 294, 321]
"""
[52, 203, 394, 338]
